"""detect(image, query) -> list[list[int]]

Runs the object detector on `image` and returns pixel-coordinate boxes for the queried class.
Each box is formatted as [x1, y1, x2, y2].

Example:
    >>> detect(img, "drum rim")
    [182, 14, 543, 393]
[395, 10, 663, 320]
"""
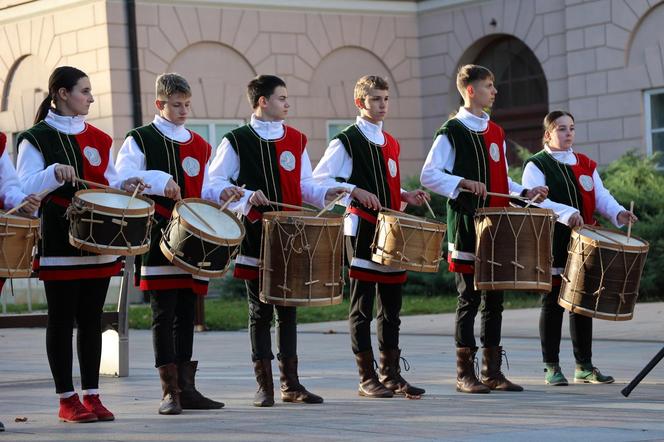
[0, 212, 41, 227]
[262, 210, 344, 225]
[69, 235, 149, 256]
[571, 225, 649, 252]
[173, 197, 245, 243]
[376, 211, 447, 230]
[159, 239, 230, 278]
[73, 188, 155, 217]
[475, 206, 556, 217]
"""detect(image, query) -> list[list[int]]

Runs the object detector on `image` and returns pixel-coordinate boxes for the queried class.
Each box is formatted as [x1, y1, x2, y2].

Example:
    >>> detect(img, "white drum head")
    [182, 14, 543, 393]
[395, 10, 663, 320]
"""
[78, 191, 152, 210]
[578, 226, 646, 247]
[180, 202, 242, 239]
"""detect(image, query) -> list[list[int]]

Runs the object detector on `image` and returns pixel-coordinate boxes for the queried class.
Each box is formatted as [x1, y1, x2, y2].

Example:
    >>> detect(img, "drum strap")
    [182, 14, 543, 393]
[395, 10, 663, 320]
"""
[348, 205, 377, 224]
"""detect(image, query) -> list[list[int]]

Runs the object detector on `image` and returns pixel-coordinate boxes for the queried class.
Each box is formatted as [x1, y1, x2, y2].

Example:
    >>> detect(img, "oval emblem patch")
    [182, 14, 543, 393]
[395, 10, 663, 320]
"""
[83, 146, 101, 166]
[578, 174, 594, 192]
[388, 158, 398, 178]
[489, 142, 500, 163]
[280, 151, 296, 172]
[182, 156, 200, 177]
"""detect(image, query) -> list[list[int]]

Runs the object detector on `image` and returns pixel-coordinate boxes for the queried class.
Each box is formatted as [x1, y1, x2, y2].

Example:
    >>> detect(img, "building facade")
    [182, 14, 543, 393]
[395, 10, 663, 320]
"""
[0, 0, 663, 177]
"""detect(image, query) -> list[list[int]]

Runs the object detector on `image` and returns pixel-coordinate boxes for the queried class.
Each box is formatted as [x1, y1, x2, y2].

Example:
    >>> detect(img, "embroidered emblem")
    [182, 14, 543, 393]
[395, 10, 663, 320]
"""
[388, 158, 398, 178]
[489, 142, 500, 163]
[182, 157, 200, 177]
[579, 174, 594, 192]
[280, 151, 296, 172]
[83, 146, 101, 166]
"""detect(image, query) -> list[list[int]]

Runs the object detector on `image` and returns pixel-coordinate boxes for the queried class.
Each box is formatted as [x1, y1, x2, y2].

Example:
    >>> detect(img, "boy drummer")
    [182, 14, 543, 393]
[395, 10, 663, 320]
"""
[313, 75, 429, 398]
[420, 64, 548, 394]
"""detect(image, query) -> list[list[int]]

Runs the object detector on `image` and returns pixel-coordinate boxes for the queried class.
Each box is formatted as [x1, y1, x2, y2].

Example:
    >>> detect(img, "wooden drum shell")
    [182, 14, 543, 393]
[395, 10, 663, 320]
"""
[0, 213, 39, 278]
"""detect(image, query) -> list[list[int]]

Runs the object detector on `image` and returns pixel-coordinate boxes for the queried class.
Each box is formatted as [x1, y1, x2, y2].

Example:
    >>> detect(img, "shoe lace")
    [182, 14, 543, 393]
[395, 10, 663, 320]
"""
[501, 349, 510, 371]
[399, 356, 411, 372]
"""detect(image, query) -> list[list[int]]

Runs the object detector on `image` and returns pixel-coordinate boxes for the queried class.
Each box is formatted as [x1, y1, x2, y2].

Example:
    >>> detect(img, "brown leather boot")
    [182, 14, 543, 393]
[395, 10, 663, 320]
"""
[355, 350, 394, 398]
[481, 346, 523, 391]
[278, 356, 323, 404]
[253, 359, 275, 407]
[157, 363, 182, 415]
[177, 361, 225, 409]
[456, 347, 490, 394]
[378, 349, 426, 396]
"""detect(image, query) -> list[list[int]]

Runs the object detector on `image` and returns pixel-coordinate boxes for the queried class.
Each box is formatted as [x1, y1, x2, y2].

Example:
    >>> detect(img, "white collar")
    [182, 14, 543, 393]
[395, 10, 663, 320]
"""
[152, 115, 190, 142]
[544, 144, 575, 155]
[544, 144, 577, 165]
[455, 107, 490, 132]
[250, 114, 284, 140]
[44, 109, 86, 134]
[355, 116, 385, 145]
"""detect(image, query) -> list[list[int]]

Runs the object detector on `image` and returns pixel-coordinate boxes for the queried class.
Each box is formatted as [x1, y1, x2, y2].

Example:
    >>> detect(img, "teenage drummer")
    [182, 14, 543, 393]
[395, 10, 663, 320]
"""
[203, 75, 343, 407]
[313, 75, 429, 398]
[16, 66, 142, 423]
[420, 64, 548, 394]
[522, 110, 637, 386]
[115, 73, 223, 415]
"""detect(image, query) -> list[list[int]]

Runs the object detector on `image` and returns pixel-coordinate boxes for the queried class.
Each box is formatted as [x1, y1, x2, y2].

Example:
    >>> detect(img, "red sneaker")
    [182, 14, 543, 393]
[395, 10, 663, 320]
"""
[58, 394, 98, 423]
[82, 394, 115, 421]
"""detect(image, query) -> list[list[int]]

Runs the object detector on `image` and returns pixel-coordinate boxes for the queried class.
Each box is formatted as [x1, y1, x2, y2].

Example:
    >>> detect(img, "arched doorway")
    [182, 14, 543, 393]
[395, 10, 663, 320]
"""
[474, 36, 548, 159]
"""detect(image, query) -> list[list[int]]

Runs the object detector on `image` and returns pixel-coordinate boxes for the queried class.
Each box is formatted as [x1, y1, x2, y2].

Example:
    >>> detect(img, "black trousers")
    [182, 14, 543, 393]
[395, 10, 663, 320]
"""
[539, 284, 592, 364]
[45, 278, 110, 394]
[349, 278, 402, 355]
[246, 279, 297, 361]
[150, 289, 196, 368]
[454, 272, 503, 348]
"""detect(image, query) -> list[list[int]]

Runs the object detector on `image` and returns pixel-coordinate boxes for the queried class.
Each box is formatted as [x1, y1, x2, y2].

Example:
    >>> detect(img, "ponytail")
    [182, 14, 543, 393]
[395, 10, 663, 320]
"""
[34, 66, 88, 124]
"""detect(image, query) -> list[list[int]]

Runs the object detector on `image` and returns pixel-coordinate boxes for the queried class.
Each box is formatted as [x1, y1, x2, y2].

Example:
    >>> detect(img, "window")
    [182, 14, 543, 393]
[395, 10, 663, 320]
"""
[327, 120, 354, 141]
[645, 88, 664, 164]
[188, 120, 245, 158]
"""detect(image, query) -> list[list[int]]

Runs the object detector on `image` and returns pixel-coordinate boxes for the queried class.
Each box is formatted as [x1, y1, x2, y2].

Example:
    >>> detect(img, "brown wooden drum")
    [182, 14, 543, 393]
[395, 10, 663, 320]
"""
[474, 206, 555, 292]
[0, 212, 39, 278]
[160, 198, 244, 278]
[371, 211, 446, 272]
[260, 211, 344, 307]
[558, 225, 648, 321]
[68, 188, 154, 256]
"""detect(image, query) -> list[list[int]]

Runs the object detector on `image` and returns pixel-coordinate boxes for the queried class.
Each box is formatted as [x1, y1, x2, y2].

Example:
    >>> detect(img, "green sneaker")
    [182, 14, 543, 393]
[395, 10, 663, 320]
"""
[574, 366, 615, 384]
[544, 364, 568, 386]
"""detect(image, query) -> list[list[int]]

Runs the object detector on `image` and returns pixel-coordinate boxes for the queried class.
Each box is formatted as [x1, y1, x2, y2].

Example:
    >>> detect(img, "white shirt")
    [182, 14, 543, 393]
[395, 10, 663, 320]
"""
[115, 115, 210, 197]
[16, 109, 123, 197]
[522, 145, 625, 227]
[202, 114, 327, 214]
[312, 116, 407, 235]
[0, 149, 26, 210]
[420, 107, 525, 199]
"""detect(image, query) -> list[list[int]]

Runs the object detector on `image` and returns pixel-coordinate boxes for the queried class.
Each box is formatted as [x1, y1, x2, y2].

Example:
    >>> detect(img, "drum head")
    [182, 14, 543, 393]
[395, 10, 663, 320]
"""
[179, 202, 243, 239]
[577, 226, 647, 247]
[78, 190, 152, 210]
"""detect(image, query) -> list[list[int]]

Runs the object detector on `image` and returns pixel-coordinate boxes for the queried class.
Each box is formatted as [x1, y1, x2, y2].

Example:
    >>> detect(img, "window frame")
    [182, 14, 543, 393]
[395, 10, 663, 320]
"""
[645, 87, 664, 158]
[187, 118, 245, 149]
[326, 119, 355, 141]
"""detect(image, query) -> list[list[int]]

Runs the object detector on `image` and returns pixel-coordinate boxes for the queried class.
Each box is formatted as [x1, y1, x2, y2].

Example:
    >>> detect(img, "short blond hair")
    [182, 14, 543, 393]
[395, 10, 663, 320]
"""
[156, 73, 191, 99]
[354, 75, 389, 101]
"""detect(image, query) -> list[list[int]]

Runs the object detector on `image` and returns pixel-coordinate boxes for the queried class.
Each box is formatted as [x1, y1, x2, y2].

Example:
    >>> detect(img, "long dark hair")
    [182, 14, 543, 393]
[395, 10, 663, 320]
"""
[34, 66, 88, 124]
[542, 110, 574, 147]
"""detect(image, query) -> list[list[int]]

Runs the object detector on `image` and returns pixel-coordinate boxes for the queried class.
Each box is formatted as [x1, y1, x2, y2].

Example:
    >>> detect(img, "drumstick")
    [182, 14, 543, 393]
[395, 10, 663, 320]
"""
[74, 177, 116, 192]
[125, 182, 141, 211]
[627, 201, 634, 243]
[423, 197, 436, 218]
[459, 188, 529, 202]
[524, 193, 542, 209]
[267, 200, 316, 212]
[219, 185, 246, 212]
[181, 201, 217, 234]
[316, 192, 346, 217]
[5, 188, 51, 215]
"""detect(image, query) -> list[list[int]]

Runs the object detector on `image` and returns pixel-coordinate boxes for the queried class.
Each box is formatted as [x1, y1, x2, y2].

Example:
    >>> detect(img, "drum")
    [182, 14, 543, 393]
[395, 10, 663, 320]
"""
[68, 188, 154, 256]
[160, 198, 244, 278]
[558, 225, 648, 321]
[260, 211, 344, 307]
[0, 212, 39, 278]
[371, 211, 446, 272]
[474, 206, 556, 292]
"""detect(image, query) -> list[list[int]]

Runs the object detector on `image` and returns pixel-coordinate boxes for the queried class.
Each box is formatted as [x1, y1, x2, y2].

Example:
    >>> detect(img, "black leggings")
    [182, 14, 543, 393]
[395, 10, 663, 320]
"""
[454, 272, 504, 348]
[349, 279, 402, 354]
[150, 289, 196, 368]
[540, 284, 592, 364]
[45, 278, 110, 394]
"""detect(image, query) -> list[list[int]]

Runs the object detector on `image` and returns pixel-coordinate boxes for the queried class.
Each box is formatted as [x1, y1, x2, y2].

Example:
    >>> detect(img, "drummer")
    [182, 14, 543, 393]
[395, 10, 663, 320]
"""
[203, 74, 344, 407]
[16, 66, 141, 423]
[522, 110, 637, 386]
[115, 73, 224, 414]
[313, 75, 429, 398]
[420, 64, 548, 394]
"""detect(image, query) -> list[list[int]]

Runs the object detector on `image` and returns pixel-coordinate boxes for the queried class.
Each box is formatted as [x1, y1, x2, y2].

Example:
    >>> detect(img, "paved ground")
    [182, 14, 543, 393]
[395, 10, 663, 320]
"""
[1, 302, 663, 441]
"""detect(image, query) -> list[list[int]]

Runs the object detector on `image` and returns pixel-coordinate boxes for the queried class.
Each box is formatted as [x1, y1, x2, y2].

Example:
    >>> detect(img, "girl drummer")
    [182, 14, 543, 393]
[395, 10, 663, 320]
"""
[522, 110, 638, 386]
[16, 66, 142, 423]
